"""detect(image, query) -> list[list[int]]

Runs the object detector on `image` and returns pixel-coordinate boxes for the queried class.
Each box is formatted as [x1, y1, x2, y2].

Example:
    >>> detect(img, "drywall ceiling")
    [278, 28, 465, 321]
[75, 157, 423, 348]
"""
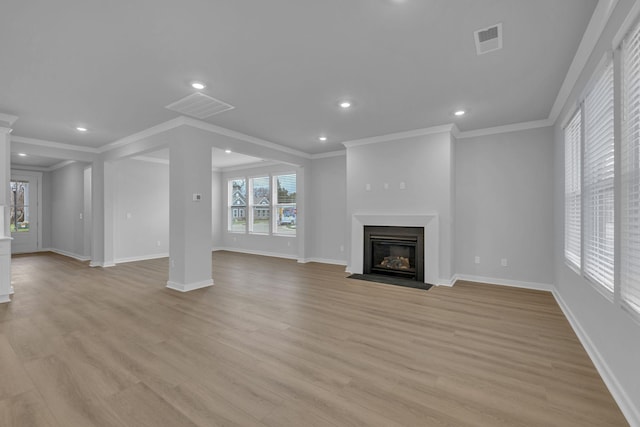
[0, 0, 597, 154]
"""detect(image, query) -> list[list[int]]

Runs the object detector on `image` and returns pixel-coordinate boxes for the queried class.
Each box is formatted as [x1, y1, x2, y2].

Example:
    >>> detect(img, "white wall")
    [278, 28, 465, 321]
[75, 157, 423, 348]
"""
[455, 127, 554, 288]
[220, 163, 300, 259]
[552, 0, 640, 423]
[345, 130, 454, 282]
[308, 155, 347, 264]
[113, 158, 170, 263]
[49, 162, 88, 259]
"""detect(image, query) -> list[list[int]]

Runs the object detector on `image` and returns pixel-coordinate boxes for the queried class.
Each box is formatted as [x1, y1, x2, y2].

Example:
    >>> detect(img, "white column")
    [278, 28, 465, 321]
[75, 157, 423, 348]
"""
[90, 158, 115, 267]
[167, 138, 213, 292]
[0, 125, 13, 303]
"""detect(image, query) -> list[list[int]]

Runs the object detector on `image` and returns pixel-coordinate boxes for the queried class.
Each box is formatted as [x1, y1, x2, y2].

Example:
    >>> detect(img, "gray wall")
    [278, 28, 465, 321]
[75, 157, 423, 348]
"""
[113, 158, 170, 262]
[220, 163, 300, 259]
[308, 155, 347, 264]
[552, 0, 640, 421]
[455, 127, 554, 287]
[49, 162, 88, 258]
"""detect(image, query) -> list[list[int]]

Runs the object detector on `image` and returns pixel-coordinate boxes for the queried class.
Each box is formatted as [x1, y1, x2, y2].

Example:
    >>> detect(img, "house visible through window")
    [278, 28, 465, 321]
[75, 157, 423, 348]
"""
[274, 173, 296, 235]
[227, 172, 296, 236]
[249, 176, 270, 234]
[228, 178, 246, 232]
[10, 181, 30, 233]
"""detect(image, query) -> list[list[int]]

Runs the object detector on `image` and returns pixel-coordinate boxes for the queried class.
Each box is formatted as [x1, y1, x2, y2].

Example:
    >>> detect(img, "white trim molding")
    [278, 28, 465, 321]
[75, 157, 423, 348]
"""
[549, 0, 620, 123]
[297, 257, 348, 266]
[342, 124, 454, 149]
[114, 253, 169, 264]
[455, 119, 554, 140]
[213, 246, 298, 260]
[348, 212, 441, 286]
[453, 274, 555, 292]
[12, 135, 100, 153]
[553, 290, 640, 427]
[166, 278, 214, 292]
[44, 248, 91, 262]
[0, 113, 18, 127]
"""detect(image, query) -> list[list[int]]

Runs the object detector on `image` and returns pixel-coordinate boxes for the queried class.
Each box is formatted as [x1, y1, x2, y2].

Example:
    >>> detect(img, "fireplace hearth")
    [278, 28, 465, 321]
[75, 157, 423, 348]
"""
[364, 226, 424, 283]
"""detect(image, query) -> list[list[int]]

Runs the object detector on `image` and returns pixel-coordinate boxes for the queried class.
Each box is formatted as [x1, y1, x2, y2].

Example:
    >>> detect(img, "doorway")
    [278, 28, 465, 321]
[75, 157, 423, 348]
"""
[10, 171, 42, 254]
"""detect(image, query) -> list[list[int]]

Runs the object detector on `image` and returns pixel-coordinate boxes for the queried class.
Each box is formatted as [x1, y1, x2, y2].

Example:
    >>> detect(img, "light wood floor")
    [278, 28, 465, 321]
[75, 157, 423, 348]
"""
[0, 251, 627, 426]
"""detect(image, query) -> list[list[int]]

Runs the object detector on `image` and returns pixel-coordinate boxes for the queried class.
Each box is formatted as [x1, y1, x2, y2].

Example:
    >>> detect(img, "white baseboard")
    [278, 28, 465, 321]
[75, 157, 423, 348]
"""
[89, 261, 116, 268]
[114, 253, 169, 264]
[213, 246, 298, 260]
[44, 248, 91, 262]
[297, 257, 347, 266]
[166, 279, 214, 292]
[553, 290, 640, 427]
[453, 274, 555, 292]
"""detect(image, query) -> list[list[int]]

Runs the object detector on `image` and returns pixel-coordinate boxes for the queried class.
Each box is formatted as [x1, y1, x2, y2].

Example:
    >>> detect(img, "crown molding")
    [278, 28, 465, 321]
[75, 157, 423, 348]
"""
[310, 149, 346, 159]
[180, 116, 311, 160]
[0, 113, 18, 126]
[130, 155, 170, 165]
[456, 118, 554, 139]
[98, 117, 187, 153]
[11, 135, 100, 153]
[11, 160, 76, 173]
[342, 124, 455, 148]
[549, 0, 619, 123]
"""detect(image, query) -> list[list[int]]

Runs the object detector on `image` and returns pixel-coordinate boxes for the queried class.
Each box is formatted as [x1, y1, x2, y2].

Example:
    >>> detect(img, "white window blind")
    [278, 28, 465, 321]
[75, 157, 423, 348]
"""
[583, 60, 615, 292]
[564, 111, 582, 268]
[622, 22, 640, 313]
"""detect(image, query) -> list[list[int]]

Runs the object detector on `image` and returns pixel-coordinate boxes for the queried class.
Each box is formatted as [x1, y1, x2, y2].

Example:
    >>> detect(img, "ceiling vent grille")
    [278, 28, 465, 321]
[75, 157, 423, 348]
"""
[474, 23, 503, 55]
[165, 92, 234, 119]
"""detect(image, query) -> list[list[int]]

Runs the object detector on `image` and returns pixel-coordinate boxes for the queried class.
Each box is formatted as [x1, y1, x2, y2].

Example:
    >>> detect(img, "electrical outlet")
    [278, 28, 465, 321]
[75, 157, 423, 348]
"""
[474, 256, 480, 264]
[501, 258, 508, 267]
[156, 240, 161, 247]
[339, 245, 344, 252]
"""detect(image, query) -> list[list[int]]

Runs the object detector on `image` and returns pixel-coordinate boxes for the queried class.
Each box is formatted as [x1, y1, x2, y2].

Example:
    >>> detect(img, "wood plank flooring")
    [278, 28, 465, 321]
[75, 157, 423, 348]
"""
[0, 251, 628, 426]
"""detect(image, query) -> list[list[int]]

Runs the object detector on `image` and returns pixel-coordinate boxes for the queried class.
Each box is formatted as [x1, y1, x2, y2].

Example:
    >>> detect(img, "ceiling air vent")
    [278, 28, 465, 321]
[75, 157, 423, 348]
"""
[165, 92, 234, 119]
[474, 23, 502, 55]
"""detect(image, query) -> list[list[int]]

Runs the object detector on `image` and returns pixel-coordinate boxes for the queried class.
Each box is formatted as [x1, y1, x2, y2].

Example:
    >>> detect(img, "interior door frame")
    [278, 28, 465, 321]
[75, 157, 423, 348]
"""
[10, 170, 43, 253]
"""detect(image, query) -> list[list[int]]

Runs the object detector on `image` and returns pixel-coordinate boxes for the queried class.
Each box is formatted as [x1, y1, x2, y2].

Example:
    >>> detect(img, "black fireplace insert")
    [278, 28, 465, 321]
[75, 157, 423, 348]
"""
[363, 226, 424, 282]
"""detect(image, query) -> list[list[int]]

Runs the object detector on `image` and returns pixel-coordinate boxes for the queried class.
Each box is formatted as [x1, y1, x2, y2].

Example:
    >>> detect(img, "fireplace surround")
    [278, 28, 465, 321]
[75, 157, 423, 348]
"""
[364, 226, 424, 282]
[349, 213, 440, 285]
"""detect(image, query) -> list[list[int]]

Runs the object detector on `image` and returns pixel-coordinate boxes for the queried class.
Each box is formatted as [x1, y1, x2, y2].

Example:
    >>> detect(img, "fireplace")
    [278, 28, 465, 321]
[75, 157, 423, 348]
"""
[363, 226, 424, 282]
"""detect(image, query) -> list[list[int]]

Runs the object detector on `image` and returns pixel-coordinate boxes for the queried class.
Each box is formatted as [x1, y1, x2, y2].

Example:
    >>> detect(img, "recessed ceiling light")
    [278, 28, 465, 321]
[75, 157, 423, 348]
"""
[191, 82, 206, 90]
[76, 127, 88, 132]
[224, 149, 232, 154]
[18, 153, 27, 157]
[340, 101, 352, 109]
[454, 110, 466, 116]
[319, 136, 327, 142]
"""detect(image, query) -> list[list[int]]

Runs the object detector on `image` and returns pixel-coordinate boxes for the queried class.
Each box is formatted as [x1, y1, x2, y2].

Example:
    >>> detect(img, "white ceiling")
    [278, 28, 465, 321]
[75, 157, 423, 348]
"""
[1, 0, 597, 155]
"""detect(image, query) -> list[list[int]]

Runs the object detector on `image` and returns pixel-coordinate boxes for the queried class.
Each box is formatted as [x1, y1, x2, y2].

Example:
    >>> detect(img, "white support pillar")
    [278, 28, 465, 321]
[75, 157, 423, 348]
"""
[90, 158, 115, 267]
[167, 138, 213, 292]
[0, 123, 14, 303]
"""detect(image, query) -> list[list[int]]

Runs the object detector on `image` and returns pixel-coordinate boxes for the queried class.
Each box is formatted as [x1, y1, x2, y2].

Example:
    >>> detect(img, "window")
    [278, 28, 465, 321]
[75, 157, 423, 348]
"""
[10, 181, 30, 232]
[249, 176, 270, 234]
[622, 22, 640, 313]
[564, 111, 582, 269]
[582, 60, 615, 293]
[274, 173, 297, 235]
[227, 172, 297, 236]
[228, 178, 246, 232]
